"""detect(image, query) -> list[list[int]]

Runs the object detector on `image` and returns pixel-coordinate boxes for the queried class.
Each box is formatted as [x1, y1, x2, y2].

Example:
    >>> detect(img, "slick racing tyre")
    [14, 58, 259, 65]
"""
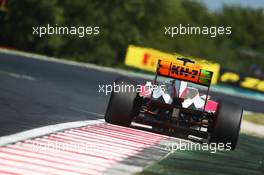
[105, 76, 138, 127]
[210, 101, 243, 150]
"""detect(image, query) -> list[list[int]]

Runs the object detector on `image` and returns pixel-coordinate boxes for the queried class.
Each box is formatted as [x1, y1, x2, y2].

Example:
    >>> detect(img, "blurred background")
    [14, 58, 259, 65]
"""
[1, 2, 264, 174]
[0, 0, 264, 75]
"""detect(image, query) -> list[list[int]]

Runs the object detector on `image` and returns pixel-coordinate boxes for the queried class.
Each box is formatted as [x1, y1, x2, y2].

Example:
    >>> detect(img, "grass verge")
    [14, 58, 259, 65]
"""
[137, 134, 264, 175]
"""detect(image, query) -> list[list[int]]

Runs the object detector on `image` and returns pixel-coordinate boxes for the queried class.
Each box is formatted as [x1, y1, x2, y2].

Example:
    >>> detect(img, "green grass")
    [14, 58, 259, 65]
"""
[243, 113, 264, 125]
[137, 134, 264, 175]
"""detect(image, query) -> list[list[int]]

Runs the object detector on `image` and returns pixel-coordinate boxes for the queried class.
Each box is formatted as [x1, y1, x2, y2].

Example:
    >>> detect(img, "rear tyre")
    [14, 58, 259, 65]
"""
[105, 77, 138, 127]
[210, 101, 243, 150]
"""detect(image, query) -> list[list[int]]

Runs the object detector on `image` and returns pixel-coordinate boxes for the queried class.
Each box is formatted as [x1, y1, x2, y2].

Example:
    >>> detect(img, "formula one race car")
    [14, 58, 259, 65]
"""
[105, 58, 243, 150]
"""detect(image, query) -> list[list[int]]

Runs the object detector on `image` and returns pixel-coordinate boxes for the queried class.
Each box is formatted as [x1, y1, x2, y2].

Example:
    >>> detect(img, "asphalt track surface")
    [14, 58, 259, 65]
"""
[0, 51, 264, 175]
[0, 52, 264, 137]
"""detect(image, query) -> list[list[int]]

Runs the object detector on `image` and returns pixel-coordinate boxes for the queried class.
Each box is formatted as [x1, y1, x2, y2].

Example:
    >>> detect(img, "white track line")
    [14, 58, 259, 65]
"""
[241, 120, 264, 137]
[0, 119, 104, 146]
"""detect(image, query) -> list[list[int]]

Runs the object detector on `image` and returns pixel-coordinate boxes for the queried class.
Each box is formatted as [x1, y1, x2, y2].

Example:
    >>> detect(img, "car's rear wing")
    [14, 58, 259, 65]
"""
[156, 60, 213, 86]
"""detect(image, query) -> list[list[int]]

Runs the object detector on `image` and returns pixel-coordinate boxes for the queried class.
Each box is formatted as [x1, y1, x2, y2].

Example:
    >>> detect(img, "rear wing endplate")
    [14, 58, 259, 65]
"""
[157, 60, 213, 86]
